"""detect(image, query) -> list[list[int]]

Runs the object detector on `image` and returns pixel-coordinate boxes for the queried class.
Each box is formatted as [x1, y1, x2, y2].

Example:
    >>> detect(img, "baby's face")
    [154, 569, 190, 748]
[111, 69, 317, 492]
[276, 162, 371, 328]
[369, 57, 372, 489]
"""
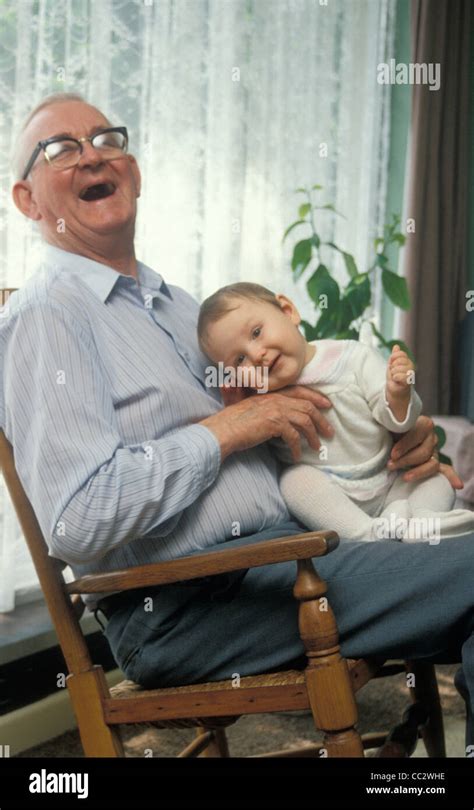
[203, 296, 310, 392]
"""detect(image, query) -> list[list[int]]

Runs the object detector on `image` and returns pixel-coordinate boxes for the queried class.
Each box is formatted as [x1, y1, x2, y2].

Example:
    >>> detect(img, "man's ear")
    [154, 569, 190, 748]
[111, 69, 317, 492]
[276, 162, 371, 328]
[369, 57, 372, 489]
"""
[127, 155, 141, 198]
[275, 293, 301, 325]
[11, 182, 42, 221]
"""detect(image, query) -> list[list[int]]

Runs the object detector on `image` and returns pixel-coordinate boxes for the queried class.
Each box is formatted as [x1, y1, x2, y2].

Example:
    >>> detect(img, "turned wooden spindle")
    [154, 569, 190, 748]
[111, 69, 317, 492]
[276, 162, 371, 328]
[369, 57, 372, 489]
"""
[294, 557, 364, 757]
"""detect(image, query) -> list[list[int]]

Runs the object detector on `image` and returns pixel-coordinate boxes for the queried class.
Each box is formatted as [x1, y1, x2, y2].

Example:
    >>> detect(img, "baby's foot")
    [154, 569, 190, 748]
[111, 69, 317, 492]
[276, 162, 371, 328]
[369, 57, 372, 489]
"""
[402, 508, 474, 543]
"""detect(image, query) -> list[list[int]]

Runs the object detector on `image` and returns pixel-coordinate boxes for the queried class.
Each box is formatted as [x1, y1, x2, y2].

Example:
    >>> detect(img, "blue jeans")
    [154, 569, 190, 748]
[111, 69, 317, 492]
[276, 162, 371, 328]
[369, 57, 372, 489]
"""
[103, 521, 474, 751]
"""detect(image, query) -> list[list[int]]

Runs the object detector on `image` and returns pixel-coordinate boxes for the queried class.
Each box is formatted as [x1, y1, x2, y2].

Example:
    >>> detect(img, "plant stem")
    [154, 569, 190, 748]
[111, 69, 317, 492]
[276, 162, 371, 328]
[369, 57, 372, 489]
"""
[307, 192, 320, 265]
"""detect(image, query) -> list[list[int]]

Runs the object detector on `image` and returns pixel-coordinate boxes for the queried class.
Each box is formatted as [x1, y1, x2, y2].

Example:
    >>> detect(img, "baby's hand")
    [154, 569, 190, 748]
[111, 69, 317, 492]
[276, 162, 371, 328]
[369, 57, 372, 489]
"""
[386, 345, 415, 398]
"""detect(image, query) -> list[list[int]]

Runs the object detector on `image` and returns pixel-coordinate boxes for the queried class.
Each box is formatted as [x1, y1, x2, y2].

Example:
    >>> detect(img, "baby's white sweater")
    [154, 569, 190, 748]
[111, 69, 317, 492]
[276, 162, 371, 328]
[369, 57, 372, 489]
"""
[275, 339, 422, 501]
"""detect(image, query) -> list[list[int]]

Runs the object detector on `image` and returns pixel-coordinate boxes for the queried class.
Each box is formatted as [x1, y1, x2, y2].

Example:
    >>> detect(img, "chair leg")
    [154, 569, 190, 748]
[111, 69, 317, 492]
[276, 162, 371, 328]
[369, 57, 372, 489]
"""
[376, 701, 428, 757]
[67, 665, 125, 757]
[405, 661, 446, 757]
[294, 558, 364, 757]
[195, 727, 230, 757]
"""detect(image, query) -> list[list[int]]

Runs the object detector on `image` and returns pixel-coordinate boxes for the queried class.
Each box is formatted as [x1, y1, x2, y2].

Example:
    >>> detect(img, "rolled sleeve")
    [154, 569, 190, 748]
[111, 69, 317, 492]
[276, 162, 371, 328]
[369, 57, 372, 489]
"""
[381, 387, 423, 432]
[357, 343, 423, 434]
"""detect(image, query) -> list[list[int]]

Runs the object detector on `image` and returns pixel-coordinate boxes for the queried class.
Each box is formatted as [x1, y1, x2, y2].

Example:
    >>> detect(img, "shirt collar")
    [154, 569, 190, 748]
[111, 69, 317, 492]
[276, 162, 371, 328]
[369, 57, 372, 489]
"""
[41, 243, 172, 304]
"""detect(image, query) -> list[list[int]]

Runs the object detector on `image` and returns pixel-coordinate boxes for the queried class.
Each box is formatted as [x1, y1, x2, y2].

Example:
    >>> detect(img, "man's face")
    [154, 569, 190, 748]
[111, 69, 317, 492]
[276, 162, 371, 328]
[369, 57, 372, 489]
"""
[203, 296, 310, 392]
[14, 100, 141, 242]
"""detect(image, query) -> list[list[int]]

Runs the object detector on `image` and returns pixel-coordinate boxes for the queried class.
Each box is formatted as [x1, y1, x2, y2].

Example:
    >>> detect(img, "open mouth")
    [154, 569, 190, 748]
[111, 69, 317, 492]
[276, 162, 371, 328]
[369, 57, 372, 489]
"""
[79, 182, 116, 202]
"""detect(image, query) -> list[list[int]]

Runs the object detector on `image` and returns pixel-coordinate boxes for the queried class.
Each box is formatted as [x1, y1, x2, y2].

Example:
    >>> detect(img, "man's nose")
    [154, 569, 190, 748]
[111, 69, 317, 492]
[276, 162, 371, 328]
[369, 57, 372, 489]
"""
[77, 141, 105, 168]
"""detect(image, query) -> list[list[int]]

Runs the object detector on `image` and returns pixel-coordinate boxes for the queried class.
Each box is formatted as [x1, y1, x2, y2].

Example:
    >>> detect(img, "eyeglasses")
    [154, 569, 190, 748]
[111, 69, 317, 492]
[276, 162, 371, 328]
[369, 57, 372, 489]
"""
[21, 126, 129, 181]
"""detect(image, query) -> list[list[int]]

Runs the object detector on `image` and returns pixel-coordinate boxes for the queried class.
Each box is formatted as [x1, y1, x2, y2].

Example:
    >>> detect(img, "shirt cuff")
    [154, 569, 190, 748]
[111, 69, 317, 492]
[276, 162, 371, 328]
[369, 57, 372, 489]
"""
[384, 386, 420, 429]
[181, 423, 222, 488]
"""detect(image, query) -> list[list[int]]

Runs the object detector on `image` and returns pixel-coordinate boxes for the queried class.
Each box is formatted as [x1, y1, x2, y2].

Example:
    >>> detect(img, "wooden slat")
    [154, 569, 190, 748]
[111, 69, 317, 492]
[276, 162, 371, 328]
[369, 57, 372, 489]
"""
[104, 682, 311, 724]
[178, 732, 214, 758]
[66, 531, 339, 594]
[251, 733, 390, 758]
[103, 657, 385, 726]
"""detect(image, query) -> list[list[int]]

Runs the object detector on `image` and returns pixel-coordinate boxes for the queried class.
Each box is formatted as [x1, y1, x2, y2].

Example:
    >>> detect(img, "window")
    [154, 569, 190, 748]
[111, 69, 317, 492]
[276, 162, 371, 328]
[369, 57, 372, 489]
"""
[0, 0, 397, 610]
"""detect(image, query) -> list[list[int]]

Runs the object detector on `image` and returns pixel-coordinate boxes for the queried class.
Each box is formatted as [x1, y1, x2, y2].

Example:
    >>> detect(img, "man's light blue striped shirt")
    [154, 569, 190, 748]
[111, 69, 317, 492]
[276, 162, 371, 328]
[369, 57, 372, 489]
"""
[0, 245, 288, 609]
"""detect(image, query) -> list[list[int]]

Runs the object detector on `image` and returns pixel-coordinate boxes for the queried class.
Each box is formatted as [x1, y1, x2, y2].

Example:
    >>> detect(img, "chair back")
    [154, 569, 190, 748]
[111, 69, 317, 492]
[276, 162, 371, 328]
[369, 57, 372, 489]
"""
[0, 287, 93, 675]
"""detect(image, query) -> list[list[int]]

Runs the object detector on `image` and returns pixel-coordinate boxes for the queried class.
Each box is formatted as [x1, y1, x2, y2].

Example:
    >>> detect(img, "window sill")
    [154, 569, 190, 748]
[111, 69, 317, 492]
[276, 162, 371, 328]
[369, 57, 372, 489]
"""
[0, 597, 98, 666]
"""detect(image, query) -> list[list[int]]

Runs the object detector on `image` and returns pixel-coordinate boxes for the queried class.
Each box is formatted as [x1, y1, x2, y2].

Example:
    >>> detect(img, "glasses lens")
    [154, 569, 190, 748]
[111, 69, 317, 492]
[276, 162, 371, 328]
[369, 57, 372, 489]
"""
[44, 139, 81, 168]
[92, 129, 127, 153]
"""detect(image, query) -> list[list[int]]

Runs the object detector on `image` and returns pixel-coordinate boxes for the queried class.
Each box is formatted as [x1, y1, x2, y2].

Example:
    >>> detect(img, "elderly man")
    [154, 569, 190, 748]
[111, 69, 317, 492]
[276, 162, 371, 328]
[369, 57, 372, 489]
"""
[3, 93, 474, 750]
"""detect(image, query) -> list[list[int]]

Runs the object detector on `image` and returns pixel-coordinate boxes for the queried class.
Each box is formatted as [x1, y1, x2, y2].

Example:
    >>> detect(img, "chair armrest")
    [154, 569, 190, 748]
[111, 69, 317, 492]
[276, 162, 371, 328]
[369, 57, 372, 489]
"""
[65, 530, 338, 594]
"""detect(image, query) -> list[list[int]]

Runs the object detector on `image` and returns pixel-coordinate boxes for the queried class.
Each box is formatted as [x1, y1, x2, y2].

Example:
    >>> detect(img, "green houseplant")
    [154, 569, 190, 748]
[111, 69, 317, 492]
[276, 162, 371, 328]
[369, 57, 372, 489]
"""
[283, 184, 449, 462]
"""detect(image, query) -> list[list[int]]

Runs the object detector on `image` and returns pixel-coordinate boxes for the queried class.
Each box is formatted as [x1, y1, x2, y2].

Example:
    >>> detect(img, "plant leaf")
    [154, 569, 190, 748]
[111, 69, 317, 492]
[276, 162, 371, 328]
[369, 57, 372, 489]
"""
[342, 252, 358, 278]
[314, 203, 346, 219]
[392, 233, 406, 246]
[306, 264, 340, 310]
[434, 425, 447, 451]
[336, 328, 359, 340]
[295, 187, 308, 193]
[282, 219, 307, 242]
[323, 243, 358, 278]
[334, 298, 352, 333]
[381, 269, 410, 310]
[439, 451, 452, 465]
[375, 254, 389, 268]
[325, 241, 342, 252]
[298, 202, 311, 219]
[341, 273, 371, 321]
[291, 238, 313, 279]
[300, 320, 320, 341]
[311, 184, 323, 190]
[312, 233, 321, 249]
[314, 307, 340, 338]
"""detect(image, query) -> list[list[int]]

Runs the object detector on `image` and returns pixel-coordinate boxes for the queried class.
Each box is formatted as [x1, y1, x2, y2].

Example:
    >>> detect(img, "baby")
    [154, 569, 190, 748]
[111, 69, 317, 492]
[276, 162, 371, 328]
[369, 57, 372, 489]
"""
[198, 282, 473, 543]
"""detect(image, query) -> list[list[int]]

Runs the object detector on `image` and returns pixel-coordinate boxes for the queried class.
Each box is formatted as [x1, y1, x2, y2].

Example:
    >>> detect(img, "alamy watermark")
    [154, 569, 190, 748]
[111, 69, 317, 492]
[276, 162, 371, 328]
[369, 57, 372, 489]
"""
[374, 515, 441, 544]
[29, 770, 88, 799]
[377, 59, 440, 91]
[205, 362, 269, 394]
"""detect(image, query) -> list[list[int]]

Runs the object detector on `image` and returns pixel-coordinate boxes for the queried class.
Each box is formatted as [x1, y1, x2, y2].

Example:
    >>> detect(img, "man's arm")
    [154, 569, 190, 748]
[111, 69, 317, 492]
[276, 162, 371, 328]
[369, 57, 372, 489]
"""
[5, 303, 222, 565]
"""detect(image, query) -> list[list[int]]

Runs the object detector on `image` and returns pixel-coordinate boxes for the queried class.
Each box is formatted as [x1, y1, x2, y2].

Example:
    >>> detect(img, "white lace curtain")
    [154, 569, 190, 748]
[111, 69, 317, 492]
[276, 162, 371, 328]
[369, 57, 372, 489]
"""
[0, 0, 395, 611]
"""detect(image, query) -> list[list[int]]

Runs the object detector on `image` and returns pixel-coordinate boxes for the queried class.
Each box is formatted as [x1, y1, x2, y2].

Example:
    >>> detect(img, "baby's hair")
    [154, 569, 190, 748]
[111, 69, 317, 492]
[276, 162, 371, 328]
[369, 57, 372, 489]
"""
[198, 282, 281, 351]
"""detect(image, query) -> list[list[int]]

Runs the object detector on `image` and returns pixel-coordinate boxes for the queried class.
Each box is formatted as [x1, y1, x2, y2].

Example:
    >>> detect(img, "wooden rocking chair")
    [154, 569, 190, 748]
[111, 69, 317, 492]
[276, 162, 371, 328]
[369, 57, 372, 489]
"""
[0, 286, 446, 758]
[0, 428, 446, 759]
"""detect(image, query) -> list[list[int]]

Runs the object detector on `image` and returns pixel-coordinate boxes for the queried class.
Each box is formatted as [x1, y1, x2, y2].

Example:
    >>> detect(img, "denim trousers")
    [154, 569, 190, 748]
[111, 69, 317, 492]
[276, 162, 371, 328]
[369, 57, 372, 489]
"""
[102, 521, 474, 751]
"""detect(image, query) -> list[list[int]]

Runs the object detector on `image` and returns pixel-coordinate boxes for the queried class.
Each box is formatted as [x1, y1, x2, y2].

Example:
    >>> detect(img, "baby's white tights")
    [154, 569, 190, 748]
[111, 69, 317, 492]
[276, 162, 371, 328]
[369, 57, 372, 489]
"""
[279, 464, 474, 543]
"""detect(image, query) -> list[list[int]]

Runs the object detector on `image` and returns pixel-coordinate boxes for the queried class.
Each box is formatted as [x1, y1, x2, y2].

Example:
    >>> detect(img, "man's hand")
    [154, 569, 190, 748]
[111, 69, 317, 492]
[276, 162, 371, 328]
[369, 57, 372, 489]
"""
[201, 386, 333, 462]
[388, 415, 464, 490]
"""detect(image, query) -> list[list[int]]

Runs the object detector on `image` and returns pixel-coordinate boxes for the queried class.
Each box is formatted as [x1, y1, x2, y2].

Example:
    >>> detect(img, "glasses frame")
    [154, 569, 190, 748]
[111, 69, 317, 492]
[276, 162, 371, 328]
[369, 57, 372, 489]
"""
[21, 126, 129, 181]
